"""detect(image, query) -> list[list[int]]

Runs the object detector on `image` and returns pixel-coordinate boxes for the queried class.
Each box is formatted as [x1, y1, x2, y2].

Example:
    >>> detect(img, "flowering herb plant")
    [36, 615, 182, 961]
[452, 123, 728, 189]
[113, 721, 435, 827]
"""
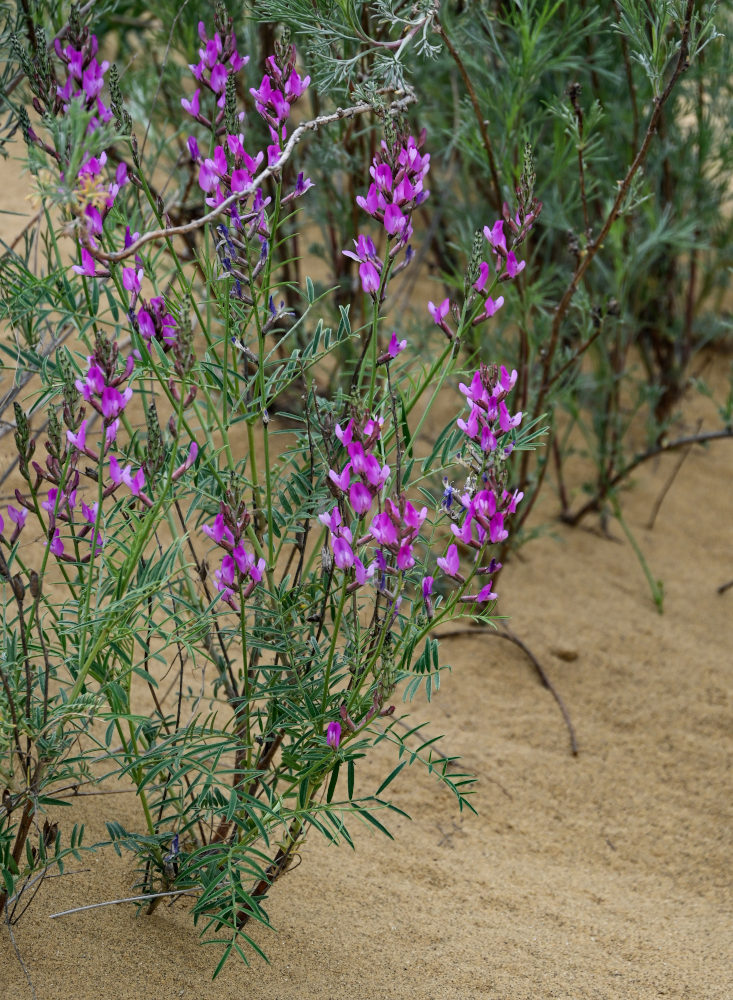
[0, 3, 542, 974]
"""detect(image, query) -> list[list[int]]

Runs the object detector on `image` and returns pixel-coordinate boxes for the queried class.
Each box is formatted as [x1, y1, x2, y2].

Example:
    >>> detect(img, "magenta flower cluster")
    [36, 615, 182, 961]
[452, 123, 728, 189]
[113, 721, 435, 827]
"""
[185, 20, 248, 116]
[192, 135, 266, 212]
[344, 132, 430, 295]
[44, 32, 129, 279]
[356, 134, 430, 243]
[183, 31, 312, 269]
[74, 350, 135, 450]
[432, 365, 524, 604]
[11, 344, 133, 560]
[17, 25, 137, 285]
[13, 333, 198, 563]
[320, 412, 428, 591]
[53, 34, 112, 130]
[250, 46, 310, 166]
[202, 504, 266, 611]
[428, 205, 539, 336]
[122, 245, 179, 352]
[70, 152, 128, 280]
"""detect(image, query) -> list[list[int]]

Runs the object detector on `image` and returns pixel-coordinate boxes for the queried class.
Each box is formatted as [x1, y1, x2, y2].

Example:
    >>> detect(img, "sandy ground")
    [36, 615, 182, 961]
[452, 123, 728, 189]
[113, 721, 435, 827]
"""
[1, 142, 732, 999]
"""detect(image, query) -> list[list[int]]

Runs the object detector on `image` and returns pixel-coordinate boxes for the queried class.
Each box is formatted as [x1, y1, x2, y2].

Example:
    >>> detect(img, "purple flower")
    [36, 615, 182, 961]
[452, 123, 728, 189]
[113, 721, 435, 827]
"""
[171, 441, 199, 482]
[75, 361, 105, 400]
[326, 721, 342, 750]
[481, 424, 498, 453]
[443, 481, 459, 515]
[49, 528, 64, 557]
[505, 251, 525, 278]
[284, 67, 309, 101]
[122, 267, 143, 295]
[198, 159, 220, 193]
[42, 487, 63, 514]
[349, 481, 372, 515]
[101, 385, 132, 421]
[210, 63, 228, 94]
[504, 489, 524, 513]
[250, 73, 274, 108]
[484, 220, 507, 255]
[329, 462, 352, 493]
[356, 183, 382, 216]
[359, 261, 380, 295]
[343, 234, 383, 295]
[450, 513, 474, 545]
[124, 226, 140, 249]
[332, 534, 355, 569]
[402, 501, 427, 535]
[343, 233, 378, 264]
[348, 443, 385, 489]
[383, 203, 407, 236]
[498, 366, 518, 393]
[484, 295, 504, 318]
[498, 400, 522, 433]
[81, 501, 98, 524]
[8, 505, 27, 529]
[437, 543, 460, 578]
[372, 162, 393, 192]
[85, 205, 103, 237]
[460, 371, 489, 406]
[105, 419, 120, 446]
[370, 511, 398, 548]
[428, 298, 450, 324]
[66, 420, 87, 453]
[474, 261, 490, 292]
[335, 420, 355, 447]
[387, 331, 407, 358]
[136, 309, 155, 341]
[294, 172, 313, 196]
[232, 544, 260, 579]
[396, 542, 415, 571]
[203, 513, 235, 547]
[489, 512, 508, 545]
[109, 454, 145, 496]
[354, 557, 375, 586]
[230, 168, 252, 193]
[457, 406, 480, 440]
[72, 248, 96, 277]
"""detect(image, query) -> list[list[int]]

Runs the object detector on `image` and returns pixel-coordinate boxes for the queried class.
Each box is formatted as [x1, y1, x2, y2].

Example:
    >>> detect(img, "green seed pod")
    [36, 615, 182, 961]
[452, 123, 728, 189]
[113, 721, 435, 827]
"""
[145, 400, 166, 478]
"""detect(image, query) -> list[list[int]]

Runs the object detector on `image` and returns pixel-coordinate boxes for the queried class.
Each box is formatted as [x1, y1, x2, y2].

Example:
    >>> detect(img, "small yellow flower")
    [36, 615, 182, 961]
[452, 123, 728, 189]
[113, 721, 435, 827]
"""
[25, 168, 57, 209]
[74, 170, 109, 213]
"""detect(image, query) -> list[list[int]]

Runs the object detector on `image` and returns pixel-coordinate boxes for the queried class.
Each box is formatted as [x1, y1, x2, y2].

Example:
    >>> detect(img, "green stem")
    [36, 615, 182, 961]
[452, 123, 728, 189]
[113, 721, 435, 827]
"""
[319, 580, 349, 726]
[238, 588, 252, 770]
[611, 496, 664, 613]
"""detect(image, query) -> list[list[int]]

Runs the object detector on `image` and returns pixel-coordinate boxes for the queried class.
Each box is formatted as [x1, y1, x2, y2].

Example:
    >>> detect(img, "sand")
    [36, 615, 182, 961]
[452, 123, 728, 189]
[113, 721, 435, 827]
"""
[1, 144, 731, 1000]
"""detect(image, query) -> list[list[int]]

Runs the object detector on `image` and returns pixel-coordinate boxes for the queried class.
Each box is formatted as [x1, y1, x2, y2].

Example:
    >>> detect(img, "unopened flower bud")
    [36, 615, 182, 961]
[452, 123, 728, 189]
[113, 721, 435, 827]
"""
[12, 574, 25, 603]
[338, 704, 357, 732]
